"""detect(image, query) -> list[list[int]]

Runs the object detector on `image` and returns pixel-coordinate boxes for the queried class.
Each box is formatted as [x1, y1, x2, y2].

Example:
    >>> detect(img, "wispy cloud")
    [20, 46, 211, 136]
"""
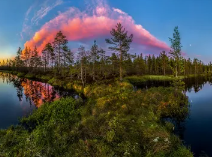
[20, 5, 35, 39]
[20, 0, 63, 40]
[31, 0, 63, 25]
[113, 8, 126, 15]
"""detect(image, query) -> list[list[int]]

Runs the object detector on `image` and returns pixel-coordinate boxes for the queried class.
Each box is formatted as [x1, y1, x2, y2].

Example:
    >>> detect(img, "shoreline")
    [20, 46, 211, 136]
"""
[0, 70, 193, 156]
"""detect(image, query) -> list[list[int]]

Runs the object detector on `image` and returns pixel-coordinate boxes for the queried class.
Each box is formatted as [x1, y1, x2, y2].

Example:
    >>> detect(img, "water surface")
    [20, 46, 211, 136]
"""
[179, 78, 212, 157]
[0, 72, 77, 129]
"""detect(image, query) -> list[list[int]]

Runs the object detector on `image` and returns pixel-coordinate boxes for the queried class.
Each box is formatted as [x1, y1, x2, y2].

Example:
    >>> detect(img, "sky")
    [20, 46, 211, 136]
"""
[0, 0, 212, 63]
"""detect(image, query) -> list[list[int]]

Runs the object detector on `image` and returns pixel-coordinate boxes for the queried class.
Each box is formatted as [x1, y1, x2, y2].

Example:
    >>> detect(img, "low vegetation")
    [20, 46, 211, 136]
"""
[124, 75, 176, 86]
[0, 24, 197, 156]
[0, 81, 192, 156]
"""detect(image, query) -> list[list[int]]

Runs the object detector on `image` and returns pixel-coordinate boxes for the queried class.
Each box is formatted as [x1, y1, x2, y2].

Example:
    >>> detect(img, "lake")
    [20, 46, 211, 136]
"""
[177, 77, 212, 157]
[0, 72, 78, 129]
[1, 72, 212, 156]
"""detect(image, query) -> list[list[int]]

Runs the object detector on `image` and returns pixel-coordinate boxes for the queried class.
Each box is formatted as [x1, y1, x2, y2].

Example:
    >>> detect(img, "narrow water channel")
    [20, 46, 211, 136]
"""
[179, 77, 212, 157]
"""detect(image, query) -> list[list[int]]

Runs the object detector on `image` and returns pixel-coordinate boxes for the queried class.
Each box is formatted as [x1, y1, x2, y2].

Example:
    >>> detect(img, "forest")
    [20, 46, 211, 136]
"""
[0, 24, 211, 86]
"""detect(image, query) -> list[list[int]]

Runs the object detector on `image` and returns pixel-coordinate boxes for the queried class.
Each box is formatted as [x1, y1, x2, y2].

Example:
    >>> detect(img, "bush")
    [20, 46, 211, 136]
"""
[17, 72, 25, 77]
[0, 98, 83, 156]
[0, 82, 193, 156]
[25, 73, 35, 79]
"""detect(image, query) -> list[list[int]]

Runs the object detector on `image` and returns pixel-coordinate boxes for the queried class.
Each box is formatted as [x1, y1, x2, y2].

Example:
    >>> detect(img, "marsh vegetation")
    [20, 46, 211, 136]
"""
[0, 24, 208, 156]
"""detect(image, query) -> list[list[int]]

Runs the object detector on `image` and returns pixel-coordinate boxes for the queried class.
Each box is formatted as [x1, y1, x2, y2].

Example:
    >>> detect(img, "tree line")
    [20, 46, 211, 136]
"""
[0, 23, 211, 85]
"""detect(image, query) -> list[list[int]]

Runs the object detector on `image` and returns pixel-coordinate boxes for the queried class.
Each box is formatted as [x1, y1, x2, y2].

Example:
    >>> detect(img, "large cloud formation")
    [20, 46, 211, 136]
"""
[24, 0, 170, 54]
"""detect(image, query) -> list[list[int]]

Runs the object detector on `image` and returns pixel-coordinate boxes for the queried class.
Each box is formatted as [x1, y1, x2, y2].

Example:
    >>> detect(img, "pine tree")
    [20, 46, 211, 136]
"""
[15, 47, 23, 70]
[53, 31, 68, 74]
[90, 40, 99, 81]
[110, 53, 119, 77]
[147, 55, 152, 74]
[77, 45, 88, 87]
[160, 51, 168, 75]
[64, 47, 74, 79]
[169, 26, 183, 77]
[23, 47, 30, 68]
[32, 46, 41, 70]
[193, 58, 198, 76]
[106, 23, 133, 81]
[99, 48, 107, 78]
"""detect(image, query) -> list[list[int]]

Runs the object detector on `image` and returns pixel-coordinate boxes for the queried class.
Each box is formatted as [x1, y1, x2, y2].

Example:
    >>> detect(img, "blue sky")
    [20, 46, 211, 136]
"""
[0, 0, 212, 62]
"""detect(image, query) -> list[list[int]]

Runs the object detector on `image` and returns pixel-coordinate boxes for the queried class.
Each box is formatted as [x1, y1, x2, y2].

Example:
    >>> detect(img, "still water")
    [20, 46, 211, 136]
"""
[0, 72, 77, 129]
[176, 77, 212, 157]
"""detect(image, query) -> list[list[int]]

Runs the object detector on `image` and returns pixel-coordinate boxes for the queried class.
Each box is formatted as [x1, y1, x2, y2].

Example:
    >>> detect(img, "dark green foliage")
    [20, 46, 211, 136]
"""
[0, 98, 82, 156]
[25, 73, 36, 79]
[0, 82, 193, 156]
[17, 72, 25, 77]
[42, 42, 54, 73]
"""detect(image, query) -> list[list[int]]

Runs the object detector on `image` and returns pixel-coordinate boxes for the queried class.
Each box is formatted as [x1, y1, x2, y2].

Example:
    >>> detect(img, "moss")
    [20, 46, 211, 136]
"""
[124, 75, 177, 85]
[39, 75, 53, 81]
[65, 82, 73, 90]
[169, 146, 193, 157]
[12, 71, 18, 75]
[48, 78, 63, 87]
[72, 84, 84, 93]
[25, 73, 36, 79]
[17, 72, 25, 77]
[164, 121, 175, 132]
[124, 74, 210, 86]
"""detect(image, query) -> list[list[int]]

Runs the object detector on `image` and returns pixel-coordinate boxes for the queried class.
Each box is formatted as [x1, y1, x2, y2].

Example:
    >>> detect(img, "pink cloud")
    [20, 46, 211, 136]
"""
[24, 2, 170, 54]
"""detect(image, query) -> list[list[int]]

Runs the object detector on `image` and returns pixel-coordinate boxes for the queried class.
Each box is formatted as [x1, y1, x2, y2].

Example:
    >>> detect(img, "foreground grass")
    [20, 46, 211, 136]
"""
[0, 81, 193, 157]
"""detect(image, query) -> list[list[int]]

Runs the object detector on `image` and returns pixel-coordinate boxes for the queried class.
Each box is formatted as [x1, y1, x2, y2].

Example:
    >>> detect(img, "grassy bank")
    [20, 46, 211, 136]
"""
[0, 79, 193, 156]
[0, 70, 208, 89]
[124, 75, 176, 86]
[0, 70, 86, 94]
[124, 74, 209, 86]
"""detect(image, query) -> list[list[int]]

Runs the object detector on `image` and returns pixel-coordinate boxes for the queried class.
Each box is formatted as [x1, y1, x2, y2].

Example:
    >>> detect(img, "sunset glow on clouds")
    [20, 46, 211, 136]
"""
[24, 0, 170, 54]
[2, 0, 212, 62]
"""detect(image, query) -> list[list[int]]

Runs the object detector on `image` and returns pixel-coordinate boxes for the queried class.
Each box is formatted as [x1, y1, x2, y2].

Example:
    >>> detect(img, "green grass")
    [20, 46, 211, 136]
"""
[17, 72, 25, 77]
[0, 70, 18, 75]
[25, 73, 36, 79]
[39, 75, 53, 81]
[124, 74, 210, 86]
[144, 75, 177, 80]
[124, 75, 175, 85]
[0, 81, 193, 156]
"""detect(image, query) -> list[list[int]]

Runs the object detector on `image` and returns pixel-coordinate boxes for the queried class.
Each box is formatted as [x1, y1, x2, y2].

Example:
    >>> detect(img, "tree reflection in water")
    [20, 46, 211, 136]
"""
[0, 72, 78, 108]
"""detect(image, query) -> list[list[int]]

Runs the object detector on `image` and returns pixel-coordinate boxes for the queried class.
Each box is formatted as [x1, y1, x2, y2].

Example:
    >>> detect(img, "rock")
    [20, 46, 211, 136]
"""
[153, 137, 159, 142]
